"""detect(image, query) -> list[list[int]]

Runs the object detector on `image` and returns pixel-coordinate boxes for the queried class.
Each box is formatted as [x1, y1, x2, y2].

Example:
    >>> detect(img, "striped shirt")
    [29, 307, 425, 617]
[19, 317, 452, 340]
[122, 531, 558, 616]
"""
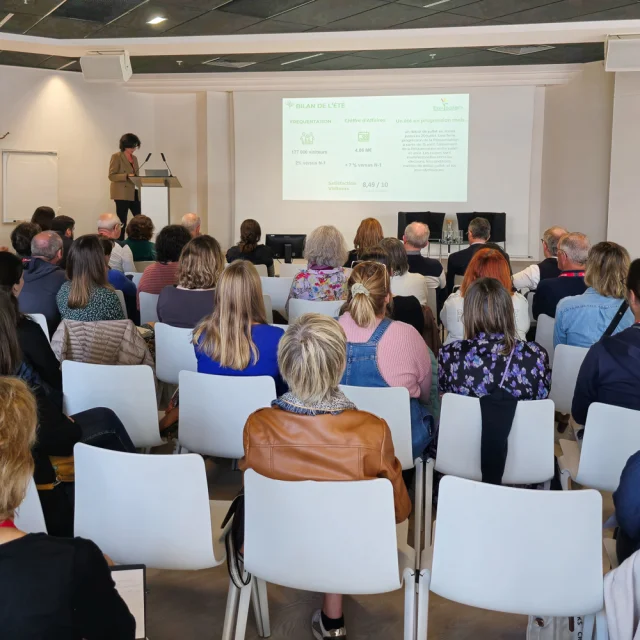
[136, 262, 179, 308]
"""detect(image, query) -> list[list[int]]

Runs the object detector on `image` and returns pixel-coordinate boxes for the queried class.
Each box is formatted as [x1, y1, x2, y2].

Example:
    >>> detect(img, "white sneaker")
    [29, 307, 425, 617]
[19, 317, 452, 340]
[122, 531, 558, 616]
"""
[311, 609, 347, 639]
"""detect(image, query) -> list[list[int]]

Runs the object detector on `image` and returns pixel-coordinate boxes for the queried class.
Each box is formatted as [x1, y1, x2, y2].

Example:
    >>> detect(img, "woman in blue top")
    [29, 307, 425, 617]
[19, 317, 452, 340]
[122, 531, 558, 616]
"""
[193, 260, 286, 395]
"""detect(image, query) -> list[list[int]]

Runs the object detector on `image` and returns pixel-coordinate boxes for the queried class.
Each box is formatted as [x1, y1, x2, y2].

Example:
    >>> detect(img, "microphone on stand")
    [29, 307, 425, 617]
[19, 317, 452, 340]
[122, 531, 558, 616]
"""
[136, 152, 152, 176]
[160, 153, 173, 177]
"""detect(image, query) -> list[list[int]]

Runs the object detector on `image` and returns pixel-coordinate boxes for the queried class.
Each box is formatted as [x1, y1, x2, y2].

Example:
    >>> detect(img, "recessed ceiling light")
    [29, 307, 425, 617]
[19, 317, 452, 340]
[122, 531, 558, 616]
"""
[281, 53, 324, 66]
[146, 16, 167, 25]
[0, 13, 14, 28]
[57, 60, 76, 71]
[423, 0, 452, 8]
[489, 45, 555, 55]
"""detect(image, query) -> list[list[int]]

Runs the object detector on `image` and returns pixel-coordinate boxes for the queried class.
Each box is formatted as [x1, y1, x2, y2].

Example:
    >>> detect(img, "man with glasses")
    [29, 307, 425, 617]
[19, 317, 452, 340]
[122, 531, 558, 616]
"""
[97, 213, 135, 273]
[513, 226, 567, 291]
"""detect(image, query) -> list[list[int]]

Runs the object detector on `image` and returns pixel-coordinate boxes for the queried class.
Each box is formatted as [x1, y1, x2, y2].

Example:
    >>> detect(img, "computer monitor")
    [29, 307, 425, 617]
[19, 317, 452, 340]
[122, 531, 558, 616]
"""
[265, 234, 306, 263]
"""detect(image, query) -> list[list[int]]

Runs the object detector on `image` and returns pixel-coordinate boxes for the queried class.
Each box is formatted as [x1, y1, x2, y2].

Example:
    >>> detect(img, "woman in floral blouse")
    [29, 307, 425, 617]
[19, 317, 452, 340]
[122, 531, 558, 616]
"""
[285, 225, 349, 314]
[438, 277, 551, 400]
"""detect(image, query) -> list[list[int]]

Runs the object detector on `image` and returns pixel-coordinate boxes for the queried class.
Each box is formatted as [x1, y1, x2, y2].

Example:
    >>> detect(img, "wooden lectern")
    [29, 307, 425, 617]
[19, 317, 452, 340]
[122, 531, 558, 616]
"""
[130, 176, 182, 235]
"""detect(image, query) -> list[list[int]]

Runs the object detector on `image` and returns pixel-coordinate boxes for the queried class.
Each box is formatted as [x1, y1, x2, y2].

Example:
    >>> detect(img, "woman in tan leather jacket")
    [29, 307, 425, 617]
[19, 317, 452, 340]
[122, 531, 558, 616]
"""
[240, 313, 410, 640]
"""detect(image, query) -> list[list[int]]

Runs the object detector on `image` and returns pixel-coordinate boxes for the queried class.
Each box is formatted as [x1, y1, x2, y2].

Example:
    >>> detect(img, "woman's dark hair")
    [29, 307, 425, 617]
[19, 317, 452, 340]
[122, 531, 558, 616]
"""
[119, 133, 141, 152]
[358, 245, 390, 271]
[0, 252, 24, 291]
[627, 259, 640, 302]
[0, 290, 21, 375]
[31, 207, 55, 231]
[98, 236, 114, 258]
[238, 219, 261, 254]
[126, 215, 154, 241]
[10, 222, 40, 257]
[155, 225, 192, 264]
[66, 235, 110, 309]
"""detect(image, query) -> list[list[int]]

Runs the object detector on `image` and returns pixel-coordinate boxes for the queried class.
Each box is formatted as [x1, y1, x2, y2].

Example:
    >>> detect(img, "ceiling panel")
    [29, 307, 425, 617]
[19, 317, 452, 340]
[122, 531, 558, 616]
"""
[304, 53, 372, 69]
[218, 0, 319, 19]
[312, 2, 441, 31]
[569, 3, 640, 20]
[0, 50, 50, 67]
[0, 0, 61, 16]
[0, 11, 39, 33]
[38, 55, 78, 69]
[52, 0, 144, 23]
[26, 15, 103, 37]
[279, 0, 392, 26]
[494, 0, 637, 25]
[353, 48, 421, 59]
[95, 2, 207, 33]
[450, 0, 562, 19]
[163, 8, 260, 35]
[394, 0, 480, 8]
[392, 11, 482, 27]
[235, 18, 315, 33]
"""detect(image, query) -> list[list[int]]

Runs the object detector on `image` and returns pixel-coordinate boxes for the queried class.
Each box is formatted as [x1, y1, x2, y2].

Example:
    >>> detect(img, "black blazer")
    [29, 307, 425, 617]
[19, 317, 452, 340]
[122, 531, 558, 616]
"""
[445, 242, 511, 294]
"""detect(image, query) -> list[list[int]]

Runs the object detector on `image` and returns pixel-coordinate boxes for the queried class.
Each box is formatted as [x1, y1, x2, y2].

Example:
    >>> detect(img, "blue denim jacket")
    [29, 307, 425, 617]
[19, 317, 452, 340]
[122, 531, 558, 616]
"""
[553, 288, 634, 348]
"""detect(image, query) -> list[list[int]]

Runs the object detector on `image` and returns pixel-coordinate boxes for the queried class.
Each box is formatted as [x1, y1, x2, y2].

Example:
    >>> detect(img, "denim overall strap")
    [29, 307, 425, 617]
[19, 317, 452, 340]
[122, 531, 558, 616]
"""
[341, 318, 393, 388]
[368, 317, 393, 345]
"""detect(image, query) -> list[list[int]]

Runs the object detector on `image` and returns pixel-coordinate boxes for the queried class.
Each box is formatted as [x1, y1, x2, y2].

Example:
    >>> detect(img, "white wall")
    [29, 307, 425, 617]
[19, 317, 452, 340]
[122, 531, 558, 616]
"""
[541, 62, 614, 245]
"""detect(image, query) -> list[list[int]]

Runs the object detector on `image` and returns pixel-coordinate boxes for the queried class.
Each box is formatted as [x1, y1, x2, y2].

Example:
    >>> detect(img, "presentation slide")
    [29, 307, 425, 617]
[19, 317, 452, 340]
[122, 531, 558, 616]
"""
[282, 94, 469, 202]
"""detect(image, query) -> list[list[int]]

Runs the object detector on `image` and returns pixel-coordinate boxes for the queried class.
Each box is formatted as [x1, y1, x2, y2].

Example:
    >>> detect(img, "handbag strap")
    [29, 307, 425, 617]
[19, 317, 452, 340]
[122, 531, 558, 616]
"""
[602, 301, 629, 338]
[499, 348, 516, 389]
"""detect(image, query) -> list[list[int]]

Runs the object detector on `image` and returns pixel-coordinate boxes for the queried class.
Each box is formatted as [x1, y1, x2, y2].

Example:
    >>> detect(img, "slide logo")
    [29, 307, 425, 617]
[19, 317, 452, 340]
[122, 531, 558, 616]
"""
[433, 97, 463, 112]
[300, 132, 315, 145]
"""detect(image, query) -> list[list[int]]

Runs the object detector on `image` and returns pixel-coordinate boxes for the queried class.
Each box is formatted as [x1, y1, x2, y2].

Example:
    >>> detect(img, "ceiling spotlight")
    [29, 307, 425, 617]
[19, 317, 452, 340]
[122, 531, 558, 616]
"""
[176, 60, 183, 66]
[146, 16, 167, 25]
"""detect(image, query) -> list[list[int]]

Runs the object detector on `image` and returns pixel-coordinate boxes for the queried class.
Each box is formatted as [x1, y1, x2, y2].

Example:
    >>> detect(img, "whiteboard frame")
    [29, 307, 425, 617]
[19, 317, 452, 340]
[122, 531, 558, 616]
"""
[2, 149, 59, 223]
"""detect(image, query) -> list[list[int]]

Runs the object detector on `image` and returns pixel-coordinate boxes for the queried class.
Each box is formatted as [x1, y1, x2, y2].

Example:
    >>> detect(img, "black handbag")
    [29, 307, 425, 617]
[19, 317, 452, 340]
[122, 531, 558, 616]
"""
[221, 490, 251, 589]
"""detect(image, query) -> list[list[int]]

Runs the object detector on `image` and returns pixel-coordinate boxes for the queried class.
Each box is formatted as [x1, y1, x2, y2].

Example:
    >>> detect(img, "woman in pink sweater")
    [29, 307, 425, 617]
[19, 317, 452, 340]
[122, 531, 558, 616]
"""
[338, 261, 433, 458]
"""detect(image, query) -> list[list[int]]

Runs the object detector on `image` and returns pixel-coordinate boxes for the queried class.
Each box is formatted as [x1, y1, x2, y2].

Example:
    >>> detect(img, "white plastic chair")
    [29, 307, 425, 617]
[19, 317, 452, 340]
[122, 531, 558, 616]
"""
[28, 313, 50, 343]
[139, 292, 159, 324]
[15, 478, 47, 534]
[134, 261, 153, 272]
[253, 264, 268, 277]
[527, 290, 536, 324]
[288, 299, 343, 324]
[339, 384, 423, 568]
[535, 314, 556, 367]
[260, 276, 293, 319]
[62, 361, 163, 449]
[418, 476, 606, 640]
[262, 294, 273, 324]
[225, 470, 416, 640]
[270, 324, 288, 331]
[549, 344, 589, 415]
[114, 289, 128, 319]
[277, 262, 306, 278]
[426, 287, 438, 321]
[178, 371, 276, 458]
[126, 271, 143, 287]
[155, 323, 197, 385]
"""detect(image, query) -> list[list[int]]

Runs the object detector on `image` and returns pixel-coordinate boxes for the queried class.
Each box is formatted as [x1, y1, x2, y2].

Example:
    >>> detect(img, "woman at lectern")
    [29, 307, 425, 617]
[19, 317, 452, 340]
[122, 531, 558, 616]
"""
[108, 133, 141, 241]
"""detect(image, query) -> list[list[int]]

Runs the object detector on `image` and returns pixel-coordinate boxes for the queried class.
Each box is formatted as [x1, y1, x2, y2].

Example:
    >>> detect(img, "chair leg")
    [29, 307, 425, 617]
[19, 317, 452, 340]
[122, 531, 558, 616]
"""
[583, 614, 595, 640]
[251, 580, 265, 637]
[402, 568, 416, 640]
[142, 447, 151, 454]
[234, 580, 252, 640]
[414, 459, 424, 571]
[416, 569, 431, 640]
[595, 609, 609, 640]
[222, 579, 240, 640]
[424, 459, 434, 552]
[257, 579, 271, 637]
[559, 469, 572, 491]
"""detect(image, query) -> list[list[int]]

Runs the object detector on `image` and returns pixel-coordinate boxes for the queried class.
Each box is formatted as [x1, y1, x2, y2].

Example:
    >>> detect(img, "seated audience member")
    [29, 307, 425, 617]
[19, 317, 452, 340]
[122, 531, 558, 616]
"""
[445, 217, 511, 295]
[286, 225, 349, 312]
[532, 232, 589, 320]
[612, 451, 640, 565]
[181, 212, 201, 238]
[380, 237, 429, 306]
[10, 222, 40, 260]
[339, 261, 433, 458]
[97, 213, 135, 273]
[0, 291, 135, 536]
[0, 377, 136, 638]
[226, 219, 275, 277]
[403, 221, 446, 288]
[50, 215, 75, 270]
[99, 237, 139, 324]
[344, 217, 384, 267]
[122, 215, 156, 262]
[57, 235, 125, 322]
[441, 248, 529, 344]
[194, 260, 286, 395]
[158, 235, 223, 329]
[555, 241, 633, 348]
[137, 224, 192, 304]
[571, 259, 640, 428]
[31, 205, 55, 231]
[513, 226, 567, 291]
[240, 313, 410, 640]
[439, 278, 551, 399]
[17, 231, 66, 335]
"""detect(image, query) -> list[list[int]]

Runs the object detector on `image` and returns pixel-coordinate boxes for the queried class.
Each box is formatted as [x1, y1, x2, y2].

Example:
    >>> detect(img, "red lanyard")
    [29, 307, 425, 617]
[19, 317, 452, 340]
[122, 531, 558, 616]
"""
[0, 520, 16, 529]
[559, 270, 585, 278]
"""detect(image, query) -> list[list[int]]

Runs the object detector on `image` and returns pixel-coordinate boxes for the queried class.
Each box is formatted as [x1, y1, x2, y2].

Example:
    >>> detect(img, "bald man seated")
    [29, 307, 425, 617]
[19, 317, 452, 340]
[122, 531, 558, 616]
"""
[181, 213, 201, 238]
[512, 226, 567, 291]
[97, 213, 135, 273]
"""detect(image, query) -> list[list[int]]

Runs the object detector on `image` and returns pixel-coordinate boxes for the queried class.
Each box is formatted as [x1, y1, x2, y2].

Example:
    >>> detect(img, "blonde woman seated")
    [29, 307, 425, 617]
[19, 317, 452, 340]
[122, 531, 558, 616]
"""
[441, 247, 529, 345]
[286, 225, 349, 314]
[157, 235, 224, 329]
[0, 378, 135, 638]
[240, 314, 410, 640]
[338, 262, 433, 459]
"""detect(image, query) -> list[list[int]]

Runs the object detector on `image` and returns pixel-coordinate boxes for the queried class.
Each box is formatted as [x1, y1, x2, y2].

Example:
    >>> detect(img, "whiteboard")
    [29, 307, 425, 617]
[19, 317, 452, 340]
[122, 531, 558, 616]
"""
[2, 150, 59, 223]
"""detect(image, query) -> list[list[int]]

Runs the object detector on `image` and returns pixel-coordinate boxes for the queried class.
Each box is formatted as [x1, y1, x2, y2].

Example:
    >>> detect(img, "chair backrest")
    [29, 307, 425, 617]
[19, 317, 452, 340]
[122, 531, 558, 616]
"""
[244, 470, 401, 593]
[62, 361, 162, 448]
[278, 262, 306, 278]
[139, 292, 159, 325]
[74, 443, 220, 570]
[253, 264, 268, 277]
[339, 385, 413, 469]
[134, 261, 154, 272]
[549, 344, 589, 415]
[453, 275, 463, 289]
[527, 291, 535, 323]
[426, 286, 437, 320]
[179, 371, 276, 458]
[260, 276, 293, 319]
[431, 476, 603, 617]
[126, 271, 143, 287]
[155, 323, 197, 385]
[28, 314, 49, 343]
[288, 299, 343, 324]
[114, 289, 128, 318]
[576, 403, 640, 491]
[435, 394, 555, 484]
[271, 324, 289, 331]
[15, 478, 47, 534]
[263, 294, 273, 324]
[535, 314, 555, 367]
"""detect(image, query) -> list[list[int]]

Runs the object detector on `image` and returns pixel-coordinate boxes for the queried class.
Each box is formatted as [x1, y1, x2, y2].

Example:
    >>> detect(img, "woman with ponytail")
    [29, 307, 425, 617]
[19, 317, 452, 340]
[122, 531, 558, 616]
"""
[226, 219, 275, 277]
[338, 261, 433, 458]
